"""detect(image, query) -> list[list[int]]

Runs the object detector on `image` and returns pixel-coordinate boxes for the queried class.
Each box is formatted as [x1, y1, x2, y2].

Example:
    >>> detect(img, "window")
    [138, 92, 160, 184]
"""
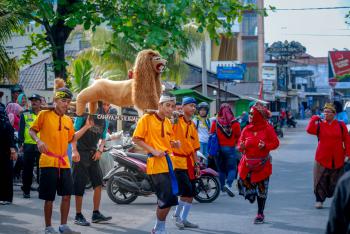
[244, 66, 258, 81]
[242, 13, 258, 36]
[243, 0, 257, 5]
[242, 39, 258, 62]
[211, 35, 238, 61]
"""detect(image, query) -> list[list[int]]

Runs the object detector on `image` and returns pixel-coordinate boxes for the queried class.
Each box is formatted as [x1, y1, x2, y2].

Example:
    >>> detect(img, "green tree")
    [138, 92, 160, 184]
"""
[1, 0, 263, 80]
[68, 58, 93, 93]
[69, 26, 203, 84]
[0, 3, 21, 83]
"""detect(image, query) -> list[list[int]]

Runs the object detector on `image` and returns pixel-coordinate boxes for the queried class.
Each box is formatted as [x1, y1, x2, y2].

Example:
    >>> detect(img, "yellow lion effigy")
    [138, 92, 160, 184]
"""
[75, 49, 166, 115]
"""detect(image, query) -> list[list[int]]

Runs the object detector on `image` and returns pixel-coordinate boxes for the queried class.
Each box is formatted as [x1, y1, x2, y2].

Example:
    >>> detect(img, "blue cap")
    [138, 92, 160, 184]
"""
[182, 96, 197, 106]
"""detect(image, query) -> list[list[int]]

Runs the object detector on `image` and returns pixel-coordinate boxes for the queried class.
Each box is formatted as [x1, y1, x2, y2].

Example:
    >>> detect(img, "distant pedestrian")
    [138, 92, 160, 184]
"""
[18, 94, 42, 199]
[17, 93, 29, 110]
[0, 103, 17, 205]
[333, 101, 348, 124]
[5, 102, 23, 131]
[325, 171, 350, 234]
[210, 103, 241, 197]
[193, 102, 211, 158]
[306, 103, 350, 209]
[237, 103, 279, 224]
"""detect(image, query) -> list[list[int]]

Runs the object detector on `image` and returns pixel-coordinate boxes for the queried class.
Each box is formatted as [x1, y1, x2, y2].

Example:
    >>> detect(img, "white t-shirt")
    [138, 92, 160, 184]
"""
[193, 117, 212, 143]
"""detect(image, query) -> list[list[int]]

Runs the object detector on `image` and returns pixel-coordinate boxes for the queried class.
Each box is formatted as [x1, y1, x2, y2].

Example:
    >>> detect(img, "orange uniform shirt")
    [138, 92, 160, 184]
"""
[133, 113, 175, 175]
[30, 110, 75, 168]
[172, 116, 200, 170]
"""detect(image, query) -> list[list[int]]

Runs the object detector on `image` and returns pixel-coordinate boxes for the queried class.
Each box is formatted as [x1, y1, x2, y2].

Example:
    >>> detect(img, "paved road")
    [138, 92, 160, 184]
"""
[0, 120, 330, 234]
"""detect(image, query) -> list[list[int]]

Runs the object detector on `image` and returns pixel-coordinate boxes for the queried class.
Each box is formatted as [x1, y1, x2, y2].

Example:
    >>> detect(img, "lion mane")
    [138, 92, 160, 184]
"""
[75, 49, 166, 115]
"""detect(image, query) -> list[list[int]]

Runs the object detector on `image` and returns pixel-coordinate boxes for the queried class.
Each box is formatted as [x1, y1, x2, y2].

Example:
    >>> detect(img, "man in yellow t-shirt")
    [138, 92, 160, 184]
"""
[172, 97, 200, 229]
[133, 93, 180, 234]
[29, 87, 93, 234]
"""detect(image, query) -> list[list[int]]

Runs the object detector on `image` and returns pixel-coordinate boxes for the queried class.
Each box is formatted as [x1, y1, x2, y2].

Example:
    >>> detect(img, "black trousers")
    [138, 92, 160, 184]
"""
[0, 154, 13, 202]
[22, 150, 40, 194]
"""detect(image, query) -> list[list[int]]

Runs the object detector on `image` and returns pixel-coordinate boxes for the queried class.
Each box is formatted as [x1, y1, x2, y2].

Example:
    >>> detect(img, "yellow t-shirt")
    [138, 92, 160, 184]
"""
[30, 110, 75, 168]
[172, 116, 200, 169]
[133, 113, 175, 175]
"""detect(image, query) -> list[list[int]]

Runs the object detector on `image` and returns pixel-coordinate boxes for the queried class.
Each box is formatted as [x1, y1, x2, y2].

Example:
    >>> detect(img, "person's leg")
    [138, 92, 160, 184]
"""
[225, 148, 237, 187]
[22, 150, 35, 195]
[152, 173, 178, 232]
[214, 151, 225, 191]
[44, 200, 53, 227]
[90, 161, 111, 223]
[0, 158, 13, 202]
[75, 196, 83, 214]
[60, 195, 71, 225]
[257, 197, 266, 215]
[155, 206, 171, 231]
[93, 186, 102, 211]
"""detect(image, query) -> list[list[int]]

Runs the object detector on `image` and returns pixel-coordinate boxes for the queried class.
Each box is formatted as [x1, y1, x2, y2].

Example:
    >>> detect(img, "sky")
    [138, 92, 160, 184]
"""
[264, 0, 350, 57]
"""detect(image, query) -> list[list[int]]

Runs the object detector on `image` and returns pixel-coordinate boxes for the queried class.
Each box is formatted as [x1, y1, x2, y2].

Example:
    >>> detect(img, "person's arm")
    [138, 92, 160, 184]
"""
[29, 111, 47, 153]
[29, 128, 48, 153]
[18, 113, 25, 146]
[92, 139, 106, 161]
[133, 137, 164, 157]
[263, 125, 280, 150]
[8, 123, 17, 160]
[233, 121, 241, 143]
[209, 120, 216, 134]
[71, 116, 94, 142]
[306, 115, 321, 135]
[237, 128, 246, 152]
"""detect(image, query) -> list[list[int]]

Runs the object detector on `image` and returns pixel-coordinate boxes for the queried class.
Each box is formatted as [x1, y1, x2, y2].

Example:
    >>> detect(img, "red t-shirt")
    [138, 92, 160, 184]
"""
[306, 115, 350, 169]
[210, 120, 241, 147]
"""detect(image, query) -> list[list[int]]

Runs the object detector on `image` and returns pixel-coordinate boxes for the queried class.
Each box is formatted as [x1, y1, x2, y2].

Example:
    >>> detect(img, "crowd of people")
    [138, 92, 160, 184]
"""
[1, 85, 349, 234]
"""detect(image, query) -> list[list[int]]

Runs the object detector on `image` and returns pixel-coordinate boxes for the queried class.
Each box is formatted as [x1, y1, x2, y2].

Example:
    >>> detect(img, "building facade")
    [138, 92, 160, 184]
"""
[184, 0, 265, 83]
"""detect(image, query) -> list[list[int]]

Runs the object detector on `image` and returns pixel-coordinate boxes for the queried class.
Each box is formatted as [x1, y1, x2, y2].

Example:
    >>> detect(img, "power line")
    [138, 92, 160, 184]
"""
[266, 6, 350, 11]
[283, 33, 350, 37]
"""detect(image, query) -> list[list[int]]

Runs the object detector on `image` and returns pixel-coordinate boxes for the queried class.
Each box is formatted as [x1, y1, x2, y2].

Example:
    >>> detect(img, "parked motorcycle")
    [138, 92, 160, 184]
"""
[103, 146, 220, 204]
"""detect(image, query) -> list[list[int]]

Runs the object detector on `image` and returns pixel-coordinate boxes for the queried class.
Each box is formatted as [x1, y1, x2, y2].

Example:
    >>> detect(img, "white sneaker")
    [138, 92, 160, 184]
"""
[45, 226, 58, 234]
[175, 217, 185, 230]
[58, 225, 81, 234]
[315, 202, 323, 209]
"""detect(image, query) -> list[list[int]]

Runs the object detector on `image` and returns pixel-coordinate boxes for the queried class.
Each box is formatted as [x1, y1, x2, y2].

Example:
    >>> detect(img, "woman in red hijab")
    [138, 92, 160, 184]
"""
[237, 104, 279, 224]
[210, 103, 241, 197]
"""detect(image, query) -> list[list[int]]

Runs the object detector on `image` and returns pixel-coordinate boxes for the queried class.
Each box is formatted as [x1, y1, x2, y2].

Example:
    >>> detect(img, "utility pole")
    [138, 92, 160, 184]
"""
[201, 41, 208, 96]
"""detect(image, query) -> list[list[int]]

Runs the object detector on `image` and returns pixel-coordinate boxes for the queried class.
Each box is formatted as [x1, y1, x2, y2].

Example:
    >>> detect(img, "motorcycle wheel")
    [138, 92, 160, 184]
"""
[194, 175, 220, 203]
[106, 171, 138, 204]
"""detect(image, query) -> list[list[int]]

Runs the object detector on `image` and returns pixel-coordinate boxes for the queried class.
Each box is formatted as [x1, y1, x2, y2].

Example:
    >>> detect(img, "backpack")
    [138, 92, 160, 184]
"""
[208, 121, 220, 157]
[316, 120, 344, 142]
[196, 118, 211, 131]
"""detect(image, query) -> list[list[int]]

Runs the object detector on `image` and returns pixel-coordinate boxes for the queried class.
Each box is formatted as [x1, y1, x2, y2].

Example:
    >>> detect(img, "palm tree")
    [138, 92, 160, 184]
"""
[67, 25, 203, 85]
[68, 58, 93, 93]
[0, 3, 22, 83]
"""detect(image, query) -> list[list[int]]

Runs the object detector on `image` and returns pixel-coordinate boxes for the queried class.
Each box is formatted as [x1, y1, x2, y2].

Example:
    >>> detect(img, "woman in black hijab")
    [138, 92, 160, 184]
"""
[0, 103, 17, 205]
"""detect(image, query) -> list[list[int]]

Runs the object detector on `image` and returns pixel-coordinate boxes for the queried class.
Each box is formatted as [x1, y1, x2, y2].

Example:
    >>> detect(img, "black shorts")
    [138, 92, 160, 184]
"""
[175, 169, 196, 197]
[39, 167, 74, 201]
[150, 173, 178, 209]
[72, 151, 103, 196]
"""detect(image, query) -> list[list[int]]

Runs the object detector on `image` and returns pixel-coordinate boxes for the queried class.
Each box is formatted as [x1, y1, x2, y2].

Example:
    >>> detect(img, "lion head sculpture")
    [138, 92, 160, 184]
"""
[132, 49, 167, 111]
